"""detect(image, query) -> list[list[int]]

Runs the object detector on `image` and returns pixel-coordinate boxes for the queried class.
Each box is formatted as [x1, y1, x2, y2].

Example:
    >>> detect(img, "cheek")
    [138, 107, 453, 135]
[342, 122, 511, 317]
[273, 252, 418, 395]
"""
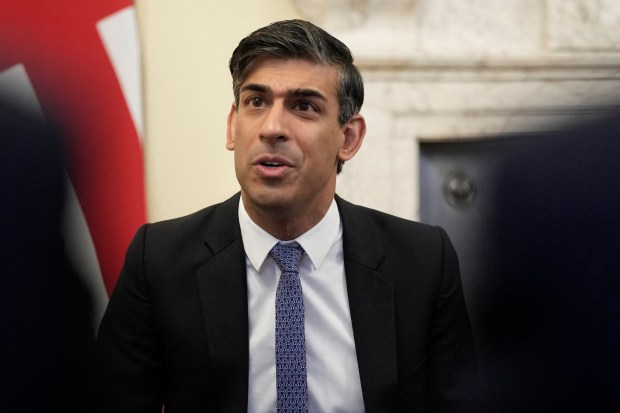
[231, 127, 252, 153]
[232, 140, 249, 168]
[320, 131, 345, 158]
[304, 141, 341, 169]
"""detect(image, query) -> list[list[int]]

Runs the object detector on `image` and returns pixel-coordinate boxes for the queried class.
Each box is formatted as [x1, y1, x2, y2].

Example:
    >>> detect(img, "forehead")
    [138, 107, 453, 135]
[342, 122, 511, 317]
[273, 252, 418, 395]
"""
[241, 58, 340, 98]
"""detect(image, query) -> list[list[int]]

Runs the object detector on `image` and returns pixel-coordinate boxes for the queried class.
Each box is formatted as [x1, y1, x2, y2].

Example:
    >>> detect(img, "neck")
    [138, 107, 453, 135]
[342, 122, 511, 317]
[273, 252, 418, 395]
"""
[241, 194, 333, 241]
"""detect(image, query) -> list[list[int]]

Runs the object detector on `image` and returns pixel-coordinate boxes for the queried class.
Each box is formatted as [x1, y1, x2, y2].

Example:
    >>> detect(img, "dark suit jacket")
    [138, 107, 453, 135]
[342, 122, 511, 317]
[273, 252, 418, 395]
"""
[97, 193, 477, 412]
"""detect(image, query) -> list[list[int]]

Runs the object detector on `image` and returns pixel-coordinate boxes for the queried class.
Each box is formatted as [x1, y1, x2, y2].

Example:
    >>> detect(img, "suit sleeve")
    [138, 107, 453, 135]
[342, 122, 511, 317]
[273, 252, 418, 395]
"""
[427, 227, 479, 412]
[96, 224, 165, 413]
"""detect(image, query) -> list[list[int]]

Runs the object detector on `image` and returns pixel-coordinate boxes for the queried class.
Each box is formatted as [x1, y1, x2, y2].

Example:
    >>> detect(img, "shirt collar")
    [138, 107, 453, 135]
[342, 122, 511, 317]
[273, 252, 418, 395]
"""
[238, 197, 341, 272]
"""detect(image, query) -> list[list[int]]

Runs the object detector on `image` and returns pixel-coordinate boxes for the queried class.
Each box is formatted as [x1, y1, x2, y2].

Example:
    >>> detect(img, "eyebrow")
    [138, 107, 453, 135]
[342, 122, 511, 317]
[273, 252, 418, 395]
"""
[240, 83, 327, 102]
[240, 83, 268, 94]
[290, 88, 327, 102]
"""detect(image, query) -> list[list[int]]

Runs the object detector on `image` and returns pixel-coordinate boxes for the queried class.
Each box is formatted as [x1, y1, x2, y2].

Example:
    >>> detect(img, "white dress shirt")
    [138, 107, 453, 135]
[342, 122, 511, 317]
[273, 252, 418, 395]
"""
[239, 198, 365, 413]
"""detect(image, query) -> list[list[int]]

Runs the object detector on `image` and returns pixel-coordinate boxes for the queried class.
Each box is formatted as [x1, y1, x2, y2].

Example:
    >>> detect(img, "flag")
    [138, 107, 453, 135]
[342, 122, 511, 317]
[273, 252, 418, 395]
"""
[0, 1, 147, 323]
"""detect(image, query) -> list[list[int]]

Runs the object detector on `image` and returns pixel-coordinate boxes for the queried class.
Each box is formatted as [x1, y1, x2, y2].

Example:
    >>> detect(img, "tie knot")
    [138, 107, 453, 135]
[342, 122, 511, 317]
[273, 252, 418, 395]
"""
[269, 242, 304, 274]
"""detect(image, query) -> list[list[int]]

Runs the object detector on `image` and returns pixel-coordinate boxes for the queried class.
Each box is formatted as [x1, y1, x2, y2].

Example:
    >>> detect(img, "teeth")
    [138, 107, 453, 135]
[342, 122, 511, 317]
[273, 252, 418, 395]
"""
[263, 162, 282, 167]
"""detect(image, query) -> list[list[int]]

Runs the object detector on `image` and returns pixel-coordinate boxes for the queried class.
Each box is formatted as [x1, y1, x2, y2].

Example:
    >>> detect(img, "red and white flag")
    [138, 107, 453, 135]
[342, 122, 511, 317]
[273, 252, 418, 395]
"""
[0, 1, 147, 323]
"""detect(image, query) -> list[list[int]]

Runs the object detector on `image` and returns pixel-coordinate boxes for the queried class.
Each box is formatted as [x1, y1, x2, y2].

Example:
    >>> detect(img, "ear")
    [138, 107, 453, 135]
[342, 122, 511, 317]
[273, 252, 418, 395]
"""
[338, 114, 366, 162]
[226, 103, 237, 151]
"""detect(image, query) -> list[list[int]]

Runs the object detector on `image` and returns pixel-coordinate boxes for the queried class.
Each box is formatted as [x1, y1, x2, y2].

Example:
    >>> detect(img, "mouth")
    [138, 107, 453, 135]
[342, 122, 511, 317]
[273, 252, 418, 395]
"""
[253, 156, 292, 178]
[260, 161, 285, 168]
[254, 155, 292, 167]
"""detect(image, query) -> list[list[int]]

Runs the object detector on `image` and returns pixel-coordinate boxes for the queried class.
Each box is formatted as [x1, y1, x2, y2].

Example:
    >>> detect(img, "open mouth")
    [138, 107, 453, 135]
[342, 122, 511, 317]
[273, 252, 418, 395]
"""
[261, 161, 284, 168]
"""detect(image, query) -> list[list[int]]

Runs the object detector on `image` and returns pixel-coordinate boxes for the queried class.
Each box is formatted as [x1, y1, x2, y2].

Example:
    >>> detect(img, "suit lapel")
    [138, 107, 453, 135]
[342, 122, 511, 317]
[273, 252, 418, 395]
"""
[336, 196, 398, 413]
[193, 194, 398, 411]
[196, 194, 249, 412]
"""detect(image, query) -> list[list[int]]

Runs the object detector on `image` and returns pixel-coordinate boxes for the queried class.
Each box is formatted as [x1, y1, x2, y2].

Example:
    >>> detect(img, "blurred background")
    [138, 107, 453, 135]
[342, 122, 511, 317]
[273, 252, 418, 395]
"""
[134, 0, 620, 222]
[2, 0, 619, 411]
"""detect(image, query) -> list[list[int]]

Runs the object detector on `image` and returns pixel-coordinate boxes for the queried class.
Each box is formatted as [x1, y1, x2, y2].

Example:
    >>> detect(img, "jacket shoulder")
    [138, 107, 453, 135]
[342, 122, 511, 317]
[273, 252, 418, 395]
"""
[127, 193, 241, 264]
[335, 195, 444, 240]
[146, 193, 239, 238]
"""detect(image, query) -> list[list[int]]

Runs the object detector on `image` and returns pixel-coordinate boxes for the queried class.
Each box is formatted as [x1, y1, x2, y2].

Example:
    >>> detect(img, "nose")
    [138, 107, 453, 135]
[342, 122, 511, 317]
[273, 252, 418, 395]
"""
[259, 101, 288, 143]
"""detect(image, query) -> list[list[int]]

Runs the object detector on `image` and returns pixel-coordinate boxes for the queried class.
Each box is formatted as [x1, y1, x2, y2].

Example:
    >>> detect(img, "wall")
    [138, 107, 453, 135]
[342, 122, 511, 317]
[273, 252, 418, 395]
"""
[301, 0, 620, 220]
[135, 0, 302, 221]
[137, 0, 620, 222]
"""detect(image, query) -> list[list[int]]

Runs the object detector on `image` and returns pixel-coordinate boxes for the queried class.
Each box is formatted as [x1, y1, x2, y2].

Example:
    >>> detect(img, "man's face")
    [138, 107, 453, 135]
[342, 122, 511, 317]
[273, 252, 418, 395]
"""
[226, 58, 363, 224]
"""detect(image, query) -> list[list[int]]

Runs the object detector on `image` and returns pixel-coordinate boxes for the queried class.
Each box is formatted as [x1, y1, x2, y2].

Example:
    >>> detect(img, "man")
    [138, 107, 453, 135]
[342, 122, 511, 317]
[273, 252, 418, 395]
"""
[98, 19, 476, 412]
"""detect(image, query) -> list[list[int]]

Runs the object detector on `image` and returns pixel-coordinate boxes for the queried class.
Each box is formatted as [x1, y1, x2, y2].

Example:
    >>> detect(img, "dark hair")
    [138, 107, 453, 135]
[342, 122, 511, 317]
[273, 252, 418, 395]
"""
[229, 19, 364, 173]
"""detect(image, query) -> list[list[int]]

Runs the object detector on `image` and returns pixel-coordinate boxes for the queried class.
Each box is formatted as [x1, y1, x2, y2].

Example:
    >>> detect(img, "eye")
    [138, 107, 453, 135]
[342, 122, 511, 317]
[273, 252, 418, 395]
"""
[249, 96, 264, 107]
[297, 101, 311, 111]
[241, 95, 266, 108]
[294, 101, 318, 113]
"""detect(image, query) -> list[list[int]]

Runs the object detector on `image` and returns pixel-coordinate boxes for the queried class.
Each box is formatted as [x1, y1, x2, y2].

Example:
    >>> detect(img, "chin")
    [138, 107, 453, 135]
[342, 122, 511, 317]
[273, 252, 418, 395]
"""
[243, 188, 294, 212]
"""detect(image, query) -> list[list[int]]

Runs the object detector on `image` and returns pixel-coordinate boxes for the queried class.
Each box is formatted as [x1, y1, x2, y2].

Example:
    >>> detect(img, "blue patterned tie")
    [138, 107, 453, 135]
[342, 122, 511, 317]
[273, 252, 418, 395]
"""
[269, 242, 308, 413]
